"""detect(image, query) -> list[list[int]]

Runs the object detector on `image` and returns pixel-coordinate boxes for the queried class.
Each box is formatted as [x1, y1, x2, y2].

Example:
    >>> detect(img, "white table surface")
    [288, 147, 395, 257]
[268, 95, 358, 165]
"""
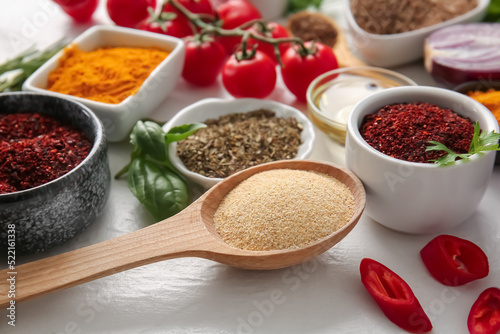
[1, 1, 499, 333]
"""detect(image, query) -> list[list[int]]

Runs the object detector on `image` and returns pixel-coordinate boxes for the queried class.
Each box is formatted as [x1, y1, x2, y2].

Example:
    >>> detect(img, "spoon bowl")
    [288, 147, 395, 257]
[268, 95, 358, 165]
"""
[0, 160, 365, 307]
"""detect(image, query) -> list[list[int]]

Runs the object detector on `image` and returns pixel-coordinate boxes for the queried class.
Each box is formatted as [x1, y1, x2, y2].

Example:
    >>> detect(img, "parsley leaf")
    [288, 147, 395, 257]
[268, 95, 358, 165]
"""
[426, 122, 500, 166]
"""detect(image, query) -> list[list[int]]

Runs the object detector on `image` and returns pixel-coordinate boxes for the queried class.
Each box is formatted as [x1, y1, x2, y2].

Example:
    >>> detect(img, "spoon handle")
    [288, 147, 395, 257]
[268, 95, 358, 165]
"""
[0, 203, 213, 307]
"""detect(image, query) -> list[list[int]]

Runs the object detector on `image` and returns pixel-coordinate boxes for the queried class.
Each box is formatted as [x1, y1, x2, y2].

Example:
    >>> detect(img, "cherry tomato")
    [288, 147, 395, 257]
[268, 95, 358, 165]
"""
[163, 0, 215, 16]
[107, 0, 156, 28]
[281, 41, 338, 102]
[247, 22, 290, 64]
[137, 16, 193, 38]
[222, 50, 276, 98]
[183, 38, 227, 86]
[217, 0, 262, 54]
[53, 0, 98, 23]
[162, 0, 215, 35]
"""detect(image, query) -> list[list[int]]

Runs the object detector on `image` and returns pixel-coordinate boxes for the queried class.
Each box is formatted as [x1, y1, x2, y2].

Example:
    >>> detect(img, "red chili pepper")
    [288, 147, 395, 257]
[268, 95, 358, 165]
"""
[420, 235, 489, 286]
[360, 258, 432, 333]
[468, 287, 500, 334]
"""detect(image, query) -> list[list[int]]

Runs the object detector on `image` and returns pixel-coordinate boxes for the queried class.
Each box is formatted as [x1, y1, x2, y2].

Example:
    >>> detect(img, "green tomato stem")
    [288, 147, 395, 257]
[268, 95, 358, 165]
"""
[165, 0, 312, 61]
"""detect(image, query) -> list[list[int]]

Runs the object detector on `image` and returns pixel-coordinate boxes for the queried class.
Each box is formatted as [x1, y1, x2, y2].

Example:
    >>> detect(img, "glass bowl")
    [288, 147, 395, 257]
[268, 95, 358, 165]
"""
[306, 66, 417, 144]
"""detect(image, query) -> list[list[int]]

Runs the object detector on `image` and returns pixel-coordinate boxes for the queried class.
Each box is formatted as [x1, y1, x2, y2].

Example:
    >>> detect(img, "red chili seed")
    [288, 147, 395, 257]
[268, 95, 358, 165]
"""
[360, 102, 474, 163]
[0, 113, 92, 194]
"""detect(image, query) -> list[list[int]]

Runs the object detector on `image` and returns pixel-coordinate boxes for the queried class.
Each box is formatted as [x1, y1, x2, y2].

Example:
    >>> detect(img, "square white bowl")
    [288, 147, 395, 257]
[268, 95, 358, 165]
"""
[23, 25, 185, 142]
[346, 0, 490, 68]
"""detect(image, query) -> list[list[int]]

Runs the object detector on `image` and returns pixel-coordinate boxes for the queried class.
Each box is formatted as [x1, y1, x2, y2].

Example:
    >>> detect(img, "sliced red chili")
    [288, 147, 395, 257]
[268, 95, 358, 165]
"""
[360, 258, 432, 333]
[468, 287, 500, 334]
[420, 235, 489, 286]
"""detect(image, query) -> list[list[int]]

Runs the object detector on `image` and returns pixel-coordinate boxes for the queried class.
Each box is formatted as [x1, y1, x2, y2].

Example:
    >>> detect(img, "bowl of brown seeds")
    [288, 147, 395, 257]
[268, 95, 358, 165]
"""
[346, 0, 489, 67]
[163, 98, 315, 189]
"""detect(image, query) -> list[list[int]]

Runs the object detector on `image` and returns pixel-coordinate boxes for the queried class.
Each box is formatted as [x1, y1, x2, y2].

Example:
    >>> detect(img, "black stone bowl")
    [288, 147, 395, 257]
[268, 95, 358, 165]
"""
[453, 81, 500, 165]
[0, 92, 111, 255]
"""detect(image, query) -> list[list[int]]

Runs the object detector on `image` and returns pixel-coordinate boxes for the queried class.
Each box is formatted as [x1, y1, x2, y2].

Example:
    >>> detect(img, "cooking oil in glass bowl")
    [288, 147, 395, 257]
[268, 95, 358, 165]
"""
[307, 67, 417, 143]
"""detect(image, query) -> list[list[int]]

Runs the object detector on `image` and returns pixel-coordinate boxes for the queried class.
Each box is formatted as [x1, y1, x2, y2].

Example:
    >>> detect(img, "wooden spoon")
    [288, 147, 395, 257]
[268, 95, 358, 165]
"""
[0, 160, 365, 307]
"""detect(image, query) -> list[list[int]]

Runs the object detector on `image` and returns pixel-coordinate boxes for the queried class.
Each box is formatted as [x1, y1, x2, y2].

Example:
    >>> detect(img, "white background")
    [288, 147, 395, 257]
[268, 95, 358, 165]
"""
[0, 1, 499, 333]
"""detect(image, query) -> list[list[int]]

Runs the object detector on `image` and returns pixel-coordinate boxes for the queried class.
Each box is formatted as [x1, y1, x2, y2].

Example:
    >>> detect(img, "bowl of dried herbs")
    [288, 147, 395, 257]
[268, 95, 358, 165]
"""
[163, 98, 315, 189]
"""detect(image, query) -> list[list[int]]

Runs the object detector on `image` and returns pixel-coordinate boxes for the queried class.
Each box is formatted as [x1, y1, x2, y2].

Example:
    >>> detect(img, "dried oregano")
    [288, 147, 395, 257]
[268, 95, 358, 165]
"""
[176, 109, 303, 178]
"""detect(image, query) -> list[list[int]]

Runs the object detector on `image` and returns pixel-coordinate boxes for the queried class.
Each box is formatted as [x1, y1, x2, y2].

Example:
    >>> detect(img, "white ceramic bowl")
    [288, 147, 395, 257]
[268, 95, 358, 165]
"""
[23, 25, 185, 142]
[163, 98, 316, 189]
[345, 86, 498, 234]
[346, 0, 489, 67]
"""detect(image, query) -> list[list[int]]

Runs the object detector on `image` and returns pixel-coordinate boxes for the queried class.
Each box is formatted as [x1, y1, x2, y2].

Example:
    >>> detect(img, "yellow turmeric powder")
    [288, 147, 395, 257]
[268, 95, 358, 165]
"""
[468, 89, 500, 126]
[47, 46, 169, 104]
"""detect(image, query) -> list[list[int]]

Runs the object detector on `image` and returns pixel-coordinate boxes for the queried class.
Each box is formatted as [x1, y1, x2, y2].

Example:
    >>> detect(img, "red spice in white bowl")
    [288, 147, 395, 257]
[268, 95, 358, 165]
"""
[360, 102, 474, 163]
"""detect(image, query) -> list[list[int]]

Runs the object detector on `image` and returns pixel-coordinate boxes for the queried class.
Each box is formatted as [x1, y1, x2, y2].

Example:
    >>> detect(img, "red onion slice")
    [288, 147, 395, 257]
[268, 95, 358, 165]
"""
[425, 23, 500, 87]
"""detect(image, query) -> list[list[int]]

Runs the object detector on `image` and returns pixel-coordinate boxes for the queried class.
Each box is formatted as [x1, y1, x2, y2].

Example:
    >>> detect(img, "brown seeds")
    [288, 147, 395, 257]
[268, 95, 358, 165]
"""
[351, 0, 478, 35]
[288, 12, 339, 48]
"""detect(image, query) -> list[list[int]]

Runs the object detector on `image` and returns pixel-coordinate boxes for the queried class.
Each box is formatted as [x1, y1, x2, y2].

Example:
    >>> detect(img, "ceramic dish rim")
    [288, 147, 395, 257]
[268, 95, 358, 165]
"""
[0, 92, 105, 199]
[453, 80, 500, 94]
[346, 0, 490, 40]
[163, 98, 316, 187]
[347, 86, 499, 169]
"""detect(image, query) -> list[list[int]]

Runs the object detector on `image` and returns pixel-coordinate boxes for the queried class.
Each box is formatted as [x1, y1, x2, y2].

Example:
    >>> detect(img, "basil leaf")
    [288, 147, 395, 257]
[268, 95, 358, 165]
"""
[130, 121, 167, 162]
[165, 123, 206, 144]
[119, 121, 205, 220]
[127, 158, 189, 221]
[115, 146, 142, 179]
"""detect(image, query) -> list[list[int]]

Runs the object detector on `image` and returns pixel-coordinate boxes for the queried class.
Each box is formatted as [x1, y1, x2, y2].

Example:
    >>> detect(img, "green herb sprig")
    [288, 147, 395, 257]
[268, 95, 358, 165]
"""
[116, 120, 206, 221]
[0, 41, 65, 92]
[286, 0, 323, 14]
[426, 122, 500, 166]
[484, 0, 500, 22]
